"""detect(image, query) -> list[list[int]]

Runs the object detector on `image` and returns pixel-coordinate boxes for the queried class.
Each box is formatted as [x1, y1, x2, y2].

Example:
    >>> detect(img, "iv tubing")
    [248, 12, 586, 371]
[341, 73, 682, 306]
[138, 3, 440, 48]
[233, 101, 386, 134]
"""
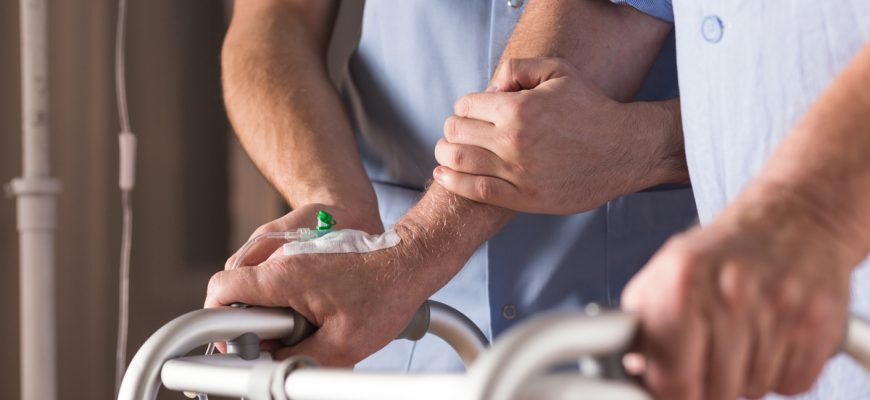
[114, 0, 138, 395]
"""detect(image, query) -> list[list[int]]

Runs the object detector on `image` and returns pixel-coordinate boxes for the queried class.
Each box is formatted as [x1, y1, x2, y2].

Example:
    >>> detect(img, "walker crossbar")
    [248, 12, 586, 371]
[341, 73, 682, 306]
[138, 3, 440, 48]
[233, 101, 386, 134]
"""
[118, 300, 488, 400]
[120, 302, 870, 400]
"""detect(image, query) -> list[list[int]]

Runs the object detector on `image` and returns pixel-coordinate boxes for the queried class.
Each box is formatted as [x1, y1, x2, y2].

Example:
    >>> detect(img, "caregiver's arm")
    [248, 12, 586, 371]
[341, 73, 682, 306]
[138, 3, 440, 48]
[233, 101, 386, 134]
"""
[223, 1, 382, 234]
[621, 42, 870, 400]
[503, 0, 672, 101]
[435, 1, 687, 213]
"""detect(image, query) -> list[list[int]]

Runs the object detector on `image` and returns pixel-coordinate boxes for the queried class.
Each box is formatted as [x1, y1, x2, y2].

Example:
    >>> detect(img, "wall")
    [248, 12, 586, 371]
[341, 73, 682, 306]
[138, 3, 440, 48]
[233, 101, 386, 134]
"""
[0, 1, 287, 399]
[1, 1, 364, 398]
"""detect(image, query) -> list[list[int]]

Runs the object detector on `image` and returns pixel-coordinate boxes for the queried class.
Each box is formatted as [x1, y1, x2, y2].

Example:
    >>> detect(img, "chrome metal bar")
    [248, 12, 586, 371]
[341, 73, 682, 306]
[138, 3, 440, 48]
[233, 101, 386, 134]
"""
[428, 300, 489, 366]
[467, 311, 640, 400]
[161, 353, 273, 398]
[118, 307, 300, 400]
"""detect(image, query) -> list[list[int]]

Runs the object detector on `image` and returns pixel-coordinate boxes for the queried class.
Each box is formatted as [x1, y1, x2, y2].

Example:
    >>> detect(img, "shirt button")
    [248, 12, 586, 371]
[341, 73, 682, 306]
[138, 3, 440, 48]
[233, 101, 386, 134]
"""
[502, 304, 517, 319]
[701, 15, 724, 43]
[507, 0, 524, 9]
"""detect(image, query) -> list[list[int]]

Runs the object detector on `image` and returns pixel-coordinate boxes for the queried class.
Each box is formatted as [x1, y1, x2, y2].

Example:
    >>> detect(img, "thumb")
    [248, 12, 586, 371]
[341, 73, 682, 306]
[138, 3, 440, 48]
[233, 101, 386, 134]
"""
[225, 234, 288, 270]
[490, 57, 572, 92]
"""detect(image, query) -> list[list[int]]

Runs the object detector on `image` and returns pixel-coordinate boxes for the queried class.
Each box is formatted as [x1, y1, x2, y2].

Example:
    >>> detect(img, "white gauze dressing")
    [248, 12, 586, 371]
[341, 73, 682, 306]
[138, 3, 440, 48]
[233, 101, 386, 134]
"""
[282, 229, 401, 256]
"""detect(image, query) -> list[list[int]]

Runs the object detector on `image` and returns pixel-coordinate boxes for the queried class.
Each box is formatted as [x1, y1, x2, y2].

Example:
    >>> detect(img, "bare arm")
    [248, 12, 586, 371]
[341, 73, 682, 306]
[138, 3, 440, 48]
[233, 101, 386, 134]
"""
[754, 41, 870, 262]
[621, 42, 870, 399]
[223, 0, 381, 231]
[504, 0, 672, 101]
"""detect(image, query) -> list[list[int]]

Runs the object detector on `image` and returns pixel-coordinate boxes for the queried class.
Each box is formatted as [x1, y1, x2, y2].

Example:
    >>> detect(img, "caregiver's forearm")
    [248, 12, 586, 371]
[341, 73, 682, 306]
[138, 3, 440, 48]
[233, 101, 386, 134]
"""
[223, 1, 379, 218]
[505, 0, 673, 101]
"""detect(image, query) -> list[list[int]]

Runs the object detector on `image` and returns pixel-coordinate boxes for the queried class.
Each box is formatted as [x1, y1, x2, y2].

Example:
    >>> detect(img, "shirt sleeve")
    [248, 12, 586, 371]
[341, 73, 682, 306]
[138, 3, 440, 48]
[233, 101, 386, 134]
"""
[611, 0, 674, 23]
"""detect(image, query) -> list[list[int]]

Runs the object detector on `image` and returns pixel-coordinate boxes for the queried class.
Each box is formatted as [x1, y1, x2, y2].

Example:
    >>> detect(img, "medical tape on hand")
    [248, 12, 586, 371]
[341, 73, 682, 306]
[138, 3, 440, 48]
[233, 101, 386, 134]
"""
[282, 229, 401, 256]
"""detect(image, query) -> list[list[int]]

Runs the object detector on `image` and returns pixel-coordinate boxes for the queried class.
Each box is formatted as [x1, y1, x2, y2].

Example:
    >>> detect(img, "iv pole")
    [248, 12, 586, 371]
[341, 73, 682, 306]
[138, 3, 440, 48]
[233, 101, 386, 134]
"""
[9, 0, 61, 399]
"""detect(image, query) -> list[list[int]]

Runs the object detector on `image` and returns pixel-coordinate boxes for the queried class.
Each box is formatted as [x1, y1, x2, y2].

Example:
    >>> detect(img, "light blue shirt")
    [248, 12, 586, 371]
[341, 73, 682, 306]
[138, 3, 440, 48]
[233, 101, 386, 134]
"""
[341, 0, 697, 371]
[615, 0, 870, 397]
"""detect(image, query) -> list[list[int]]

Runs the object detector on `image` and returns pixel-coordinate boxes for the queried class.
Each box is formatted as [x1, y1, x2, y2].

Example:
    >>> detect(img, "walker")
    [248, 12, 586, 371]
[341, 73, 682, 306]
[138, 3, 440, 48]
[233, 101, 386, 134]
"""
[118, 301, 870, 400]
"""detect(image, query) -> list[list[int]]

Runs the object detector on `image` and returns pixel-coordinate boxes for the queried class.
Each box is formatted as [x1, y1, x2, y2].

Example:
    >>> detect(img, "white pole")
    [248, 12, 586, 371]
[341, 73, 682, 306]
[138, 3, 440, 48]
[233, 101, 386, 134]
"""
[10, 0, 61, 399]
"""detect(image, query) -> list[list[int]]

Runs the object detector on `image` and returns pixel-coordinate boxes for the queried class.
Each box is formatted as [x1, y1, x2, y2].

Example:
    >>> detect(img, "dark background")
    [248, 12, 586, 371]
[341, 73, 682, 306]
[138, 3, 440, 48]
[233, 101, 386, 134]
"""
[0, 1, 363, 398]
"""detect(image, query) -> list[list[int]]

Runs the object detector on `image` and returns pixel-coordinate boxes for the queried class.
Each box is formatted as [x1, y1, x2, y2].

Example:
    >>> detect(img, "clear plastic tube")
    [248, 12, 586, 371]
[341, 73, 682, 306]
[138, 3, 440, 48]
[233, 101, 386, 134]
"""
[229, 229, 321, 271]
[190, 228, 325, 400]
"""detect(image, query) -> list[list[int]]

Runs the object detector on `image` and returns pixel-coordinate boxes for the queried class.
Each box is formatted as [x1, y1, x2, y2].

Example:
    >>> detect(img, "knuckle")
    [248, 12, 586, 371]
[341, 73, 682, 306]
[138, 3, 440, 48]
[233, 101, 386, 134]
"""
[803, 299, 831, 328]
[718, 262, 752, 311]
[523, 184, 540, 202]
[668, 247, 701, 285]
[449, 147, 464, 168]
[506, 58, 520, 74]
[454, 96, 471, 117]
[771, 276, 803, 311]
[207, 272, 224, 295]
[443, 115, 459, 141]
[503, 129, 522, 152]
[224, 256, 237, 271]
[253, 220, 279, 237]
[661, 243, 704, 306]
[507, 95, 537, 121]
[551, 57, 572, 74]
[251, 225, 269, 237]
[475, 179, 494, 201]
[502, 125, 529, 152]
[501, 97, 524, 121]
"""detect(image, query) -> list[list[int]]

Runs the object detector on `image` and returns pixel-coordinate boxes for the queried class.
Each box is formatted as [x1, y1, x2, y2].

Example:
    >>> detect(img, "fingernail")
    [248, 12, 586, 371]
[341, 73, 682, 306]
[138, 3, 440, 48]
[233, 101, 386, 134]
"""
[486, 85, 498, 93]
[433, 167, 444, 180]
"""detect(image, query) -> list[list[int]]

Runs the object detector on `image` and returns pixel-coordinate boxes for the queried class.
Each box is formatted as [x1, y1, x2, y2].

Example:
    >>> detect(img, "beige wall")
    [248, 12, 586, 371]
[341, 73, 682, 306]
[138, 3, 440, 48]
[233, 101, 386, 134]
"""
[1, 1, 363, 398]
[0, 1, 303, 399]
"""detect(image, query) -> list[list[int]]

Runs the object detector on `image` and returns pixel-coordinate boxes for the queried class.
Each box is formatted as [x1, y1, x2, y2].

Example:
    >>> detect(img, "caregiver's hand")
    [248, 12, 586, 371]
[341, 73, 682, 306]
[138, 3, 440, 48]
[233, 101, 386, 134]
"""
[621, 182, 856, 399]
[205, 221, 429, 367]
[433, 57, 687, 214]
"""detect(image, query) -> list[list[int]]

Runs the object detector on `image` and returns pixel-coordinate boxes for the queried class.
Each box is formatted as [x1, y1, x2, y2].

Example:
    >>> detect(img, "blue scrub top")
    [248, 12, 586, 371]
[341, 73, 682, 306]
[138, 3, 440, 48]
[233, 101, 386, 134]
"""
[615, 0, 870, 397]
[341, 0, 697, 371]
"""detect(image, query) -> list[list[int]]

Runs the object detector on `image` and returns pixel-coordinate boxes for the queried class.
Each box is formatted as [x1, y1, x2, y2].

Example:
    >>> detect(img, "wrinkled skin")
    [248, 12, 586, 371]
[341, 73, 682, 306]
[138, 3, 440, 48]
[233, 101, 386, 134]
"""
[622, 184, 853, 399]
[206, 203, 428, 366]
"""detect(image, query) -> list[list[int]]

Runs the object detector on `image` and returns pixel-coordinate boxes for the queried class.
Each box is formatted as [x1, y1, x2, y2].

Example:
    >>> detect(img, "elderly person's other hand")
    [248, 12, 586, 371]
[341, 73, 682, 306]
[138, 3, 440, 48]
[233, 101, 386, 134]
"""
[434, 57, 686, 214]
[622, 182, 857, 399]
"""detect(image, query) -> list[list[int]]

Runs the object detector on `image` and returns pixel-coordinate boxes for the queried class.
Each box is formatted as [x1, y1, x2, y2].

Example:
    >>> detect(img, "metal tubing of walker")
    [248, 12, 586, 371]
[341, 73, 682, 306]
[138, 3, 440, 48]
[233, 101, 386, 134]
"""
[120, 300, 488, 400]
[117, 307, 301, 400]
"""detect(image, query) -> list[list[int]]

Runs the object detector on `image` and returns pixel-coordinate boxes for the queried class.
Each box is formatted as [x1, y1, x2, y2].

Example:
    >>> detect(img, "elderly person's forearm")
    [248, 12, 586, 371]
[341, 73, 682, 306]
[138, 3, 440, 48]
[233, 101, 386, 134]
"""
[744, 41, 870, 266]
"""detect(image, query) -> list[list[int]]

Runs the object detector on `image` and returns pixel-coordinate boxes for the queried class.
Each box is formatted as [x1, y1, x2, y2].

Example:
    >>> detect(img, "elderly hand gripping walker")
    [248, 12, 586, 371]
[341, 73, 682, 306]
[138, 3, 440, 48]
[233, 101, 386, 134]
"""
[119, 211, 870, 399]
